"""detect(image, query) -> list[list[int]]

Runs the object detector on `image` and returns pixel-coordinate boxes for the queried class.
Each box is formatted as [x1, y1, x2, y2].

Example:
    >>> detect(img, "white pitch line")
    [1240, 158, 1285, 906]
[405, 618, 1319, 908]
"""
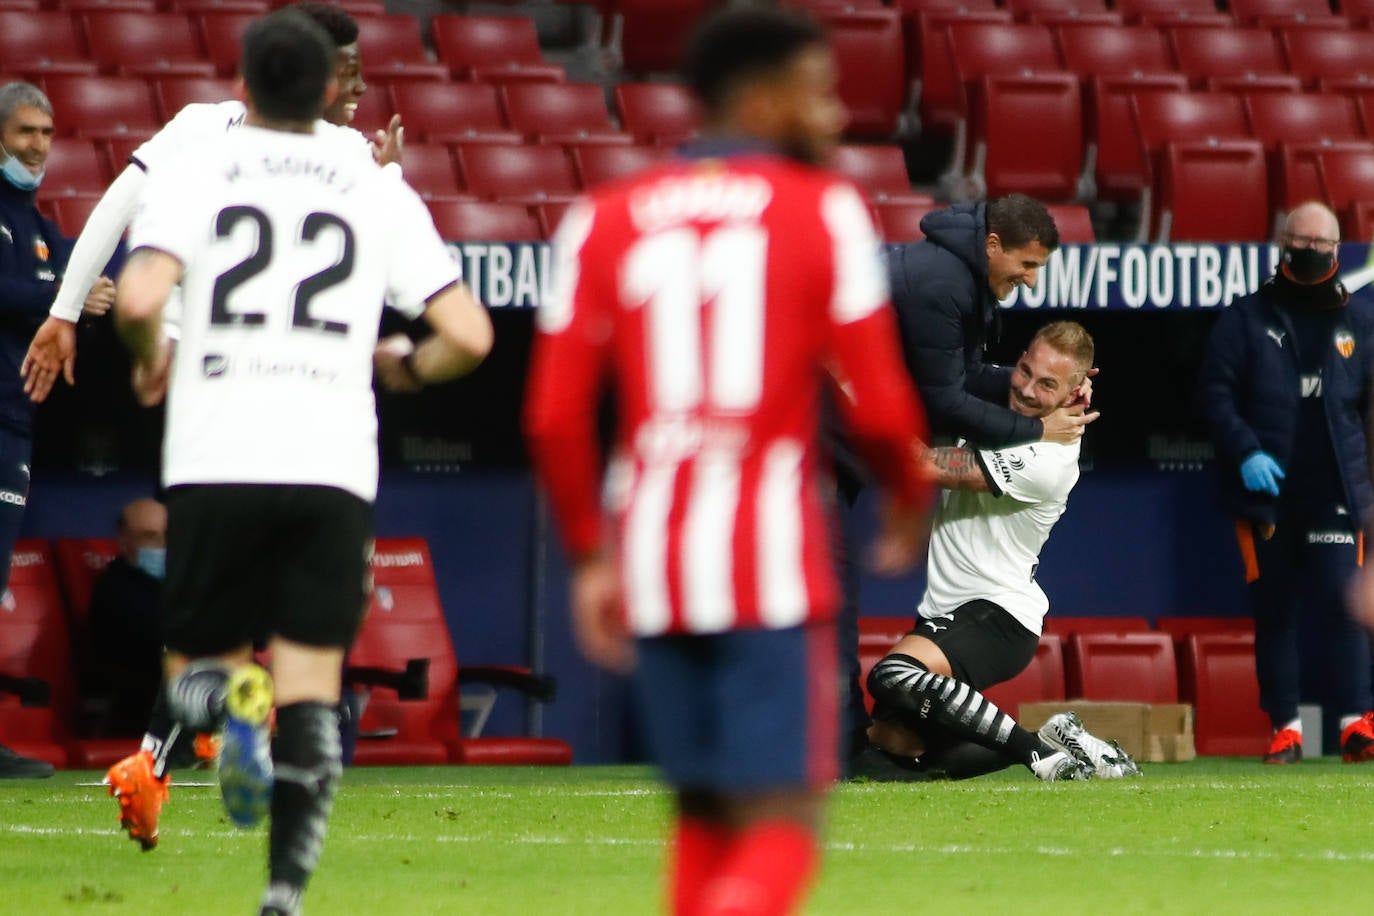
[8, 823, 1374, 865]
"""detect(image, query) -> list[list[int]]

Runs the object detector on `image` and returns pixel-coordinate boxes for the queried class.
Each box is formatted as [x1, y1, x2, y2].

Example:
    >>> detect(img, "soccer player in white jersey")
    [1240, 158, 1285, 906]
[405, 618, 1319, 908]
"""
[113, 12, 491, 914]
[864, 321, 1141, 781]
[20, 1, 400, 403]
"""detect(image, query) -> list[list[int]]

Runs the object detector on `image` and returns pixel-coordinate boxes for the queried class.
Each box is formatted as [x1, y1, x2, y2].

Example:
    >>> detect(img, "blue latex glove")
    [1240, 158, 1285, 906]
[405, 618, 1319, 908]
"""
[1240, 451, 1285, 496]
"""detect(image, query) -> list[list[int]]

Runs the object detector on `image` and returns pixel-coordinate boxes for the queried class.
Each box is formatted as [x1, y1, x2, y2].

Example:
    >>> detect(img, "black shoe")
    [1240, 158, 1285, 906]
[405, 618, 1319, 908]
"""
[845, 745, 939, 783]
[0, 743, 54, 779]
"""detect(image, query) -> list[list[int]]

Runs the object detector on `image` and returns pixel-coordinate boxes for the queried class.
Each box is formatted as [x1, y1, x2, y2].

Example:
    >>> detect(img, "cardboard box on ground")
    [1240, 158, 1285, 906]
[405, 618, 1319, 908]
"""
[1020, 701, 1196, 763]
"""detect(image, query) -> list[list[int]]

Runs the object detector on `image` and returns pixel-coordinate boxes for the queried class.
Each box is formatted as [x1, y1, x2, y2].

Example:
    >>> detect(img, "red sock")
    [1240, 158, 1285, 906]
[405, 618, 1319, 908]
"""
[671, 816, 730, 916]
[697, 820, 819, 916]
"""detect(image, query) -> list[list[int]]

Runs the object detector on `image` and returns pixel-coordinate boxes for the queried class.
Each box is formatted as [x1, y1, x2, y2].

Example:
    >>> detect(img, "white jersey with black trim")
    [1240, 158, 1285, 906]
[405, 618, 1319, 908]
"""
[916, 438, 1081, 635]
[129, 124, 461, 502]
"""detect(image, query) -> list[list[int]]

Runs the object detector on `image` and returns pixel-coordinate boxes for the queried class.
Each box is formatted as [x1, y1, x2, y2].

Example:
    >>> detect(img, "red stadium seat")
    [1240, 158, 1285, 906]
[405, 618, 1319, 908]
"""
[911, 8, 1016, 135]
[570, 143, 665, 189]
[1169, 26, 1287, 90]
[1347, 199, 1374, 240]
[1203, 74, 1302, 95]
[1046, 203, 1095, 242]
[265, 0, 384, 14]
[0, 0, 42, 9]
[35, 140, 111, 199]
[814, 7, 905, 138]
[60, 0, 158, 12]
[48, 194, 105, 237]
[1283, 29, 1374, 88]
[1275, 140, 1374, 216]
[348, 84, 394, 138]
[501, 83, 627, 145]
[1179, 633, 1269, 756]
[949, 21, 1063, 99]
[1005, 0, 1109, 19]
[1086, 73, 1189, 202]
[152, 76, 237, 119]
[614, 82, 699, 146]
[350, 538, 571, 766]
[613, 0, 717, 75]
[1057, 25, 1175, 80]
[535, 201, 572, 239]
[430, 15, 565, 84]
[355, 14, 448, 82]
[829, 144, 919, 202]
[0, 540, 74, 768]
[1343, 0, 1374, 28]
[967, 72, 1083, 200]
[395, 144, 462, 200]
[872, 199, 938, 242]
[1230, 0, 1333, 25]
[0, 12, 98, 78]
[1317, 146, 1374, 214]
[1131, 90, 1251, 185]
[197, 11, 256, 76]
[390, 82, 519, 145]
[106, 135, 146, 173]
[1245, 93, 1362, 151]
[890, 0, 998, 9]
[44, 76, 160, 141]
[983, 635, 1067, 719]
[1153, 616, 1255, 651]
[1158, 140, 1269, 242]
[1065, 632, 1178, 703]
[1043, 617, 1151, 638]
[1023, 10, 1123, 28]
[456, 144, 580, 203]
[167, 0, 268, 12]
[1114, 0, 1229, 27]
[427, 199, 542, 242]
[83, 12, 216, 78]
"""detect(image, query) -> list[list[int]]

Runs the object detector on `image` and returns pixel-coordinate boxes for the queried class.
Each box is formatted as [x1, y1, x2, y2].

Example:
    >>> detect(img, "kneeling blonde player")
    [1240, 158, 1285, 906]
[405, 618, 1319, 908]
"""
[113, 11, 491, 914]
[864, 321, 1141, 781]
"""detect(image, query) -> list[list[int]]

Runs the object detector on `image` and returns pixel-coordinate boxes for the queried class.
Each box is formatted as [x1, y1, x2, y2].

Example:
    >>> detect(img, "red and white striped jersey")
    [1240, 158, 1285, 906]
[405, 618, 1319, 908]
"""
[525, 152, 929, 635]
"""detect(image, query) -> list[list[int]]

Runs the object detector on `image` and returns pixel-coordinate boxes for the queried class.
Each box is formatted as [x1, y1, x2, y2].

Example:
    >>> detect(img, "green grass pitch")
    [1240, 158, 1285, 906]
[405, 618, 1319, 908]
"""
[4, 758, 1374, 913]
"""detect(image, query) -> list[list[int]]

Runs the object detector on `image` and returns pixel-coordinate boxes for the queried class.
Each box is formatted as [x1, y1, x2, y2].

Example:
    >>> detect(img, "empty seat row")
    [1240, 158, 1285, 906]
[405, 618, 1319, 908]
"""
[0, 537, 571, 769]
[856, 616, 1263, 756]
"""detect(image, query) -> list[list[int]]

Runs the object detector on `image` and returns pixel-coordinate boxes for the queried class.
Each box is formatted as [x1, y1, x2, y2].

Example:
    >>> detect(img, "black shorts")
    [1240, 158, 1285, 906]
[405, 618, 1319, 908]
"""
[162, 484, 373, 656]
[907, 599, 1039, 691]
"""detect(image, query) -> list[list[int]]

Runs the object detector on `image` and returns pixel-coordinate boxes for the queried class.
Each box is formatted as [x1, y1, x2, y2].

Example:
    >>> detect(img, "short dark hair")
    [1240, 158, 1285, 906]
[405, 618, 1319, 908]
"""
[682, 6, 827, 116]
[241, 9, 335, 123]
[986, 193, 1060, 252]
[288, 1, 359, 48]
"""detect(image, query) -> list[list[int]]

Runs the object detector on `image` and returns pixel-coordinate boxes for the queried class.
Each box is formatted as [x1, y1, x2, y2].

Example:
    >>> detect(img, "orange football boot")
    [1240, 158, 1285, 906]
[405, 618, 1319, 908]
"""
[104, 750, 170, 851]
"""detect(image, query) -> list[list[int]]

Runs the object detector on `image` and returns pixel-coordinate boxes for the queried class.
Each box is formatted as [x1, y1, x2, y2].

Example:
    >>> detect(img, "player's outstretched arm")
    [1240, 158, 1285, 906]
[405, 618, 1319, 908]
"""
[374, 282, 493, 391]
[22, 166, 147, 401]
[114, 248, 181, 406]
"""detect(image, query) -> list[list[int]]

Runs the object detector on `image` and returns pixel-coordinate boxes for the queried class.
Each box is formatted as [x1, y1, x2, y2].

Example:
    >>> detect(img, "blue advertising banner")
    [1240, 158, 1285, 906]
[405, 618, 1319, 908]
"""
[447, 241, 1374, 311]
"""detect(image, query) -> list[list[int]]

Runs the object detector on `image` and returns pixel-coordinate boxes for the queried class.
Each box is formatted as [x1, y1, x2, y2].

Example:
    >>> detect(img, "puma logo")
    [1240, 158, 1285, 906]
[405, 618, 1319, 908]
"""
[924, 620, 949, 633]
[1267, 328, 1286, 348]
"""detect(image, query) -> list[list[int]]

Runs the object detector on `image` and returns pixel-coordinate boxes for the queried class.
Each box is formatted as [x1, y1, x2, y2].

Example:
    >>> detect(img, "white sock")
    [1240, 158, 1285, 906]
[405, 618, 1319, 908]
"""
[1278, 718, 1301, 735]
[1341, 715, 1361, 732]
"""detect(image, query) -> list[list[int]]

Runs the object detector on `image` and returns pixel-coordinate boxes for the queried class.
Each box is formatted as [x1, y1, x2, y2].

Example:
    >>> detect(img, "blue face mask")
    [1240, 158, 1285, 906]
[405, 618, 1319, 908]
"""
[135, 547, 166, 581]
[0, 145, 41, 191]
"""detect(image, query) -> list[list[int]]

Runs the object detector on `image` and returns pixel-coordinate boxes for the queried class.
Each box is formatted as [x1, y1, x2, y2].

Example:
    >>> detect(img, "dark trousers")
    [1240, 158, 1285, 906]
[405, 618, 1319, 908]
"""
[833, 497, 869, 773]
[0, 426, 32, 595]
[1240, 505, 1372, 730]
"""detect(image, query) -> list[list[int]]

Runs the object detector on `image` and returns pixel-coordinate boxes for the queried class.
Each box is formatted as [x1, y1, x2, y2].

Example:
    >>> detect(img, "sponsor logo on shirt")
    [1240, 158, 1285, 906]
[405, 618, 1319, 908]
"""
[1335, 331, 1355, 359]
[203, 354, 229, 378]
[0, 490, 28, 507]
[1266, 328, 1286, 348]
[200, 353, 338, 383]
[372, 551, 424, 568]
[1009, 454, 1025, 472]
[1307, 531, 1356, 545]
[988, 449, 1014, 484]
[1300, 373, 1323, 398]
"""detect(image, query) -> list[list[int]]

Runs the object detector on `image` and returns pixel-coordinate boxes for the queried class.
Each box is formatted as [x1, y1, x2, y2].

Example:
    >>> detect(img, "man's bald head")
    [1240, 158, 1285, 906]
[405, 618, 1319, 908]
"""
[1284, 201, 1340, 243]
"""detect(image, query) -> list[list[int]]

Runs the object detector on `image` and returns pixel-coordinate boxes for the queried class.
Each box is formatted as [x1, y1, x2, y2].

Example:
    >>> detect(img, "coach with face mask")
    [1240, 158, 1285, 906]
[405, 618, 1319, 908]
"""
[1202, 201, 1374, 766]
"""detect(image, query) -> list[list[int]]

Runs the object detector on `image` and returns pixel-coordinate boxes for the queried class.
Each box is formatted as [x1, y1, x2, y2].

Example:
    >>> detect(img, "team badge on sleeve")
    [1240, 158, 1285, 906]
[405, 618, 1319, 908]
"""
[1335, 331, 1355, 359]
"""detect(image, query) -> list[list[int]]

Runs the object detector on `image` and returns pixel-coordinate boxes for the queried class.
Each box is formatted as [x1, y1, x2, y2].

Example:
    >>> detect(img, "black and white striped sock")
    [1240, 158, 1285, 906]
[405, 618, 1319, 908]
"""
[867, 653, 1050, 768]
[166, 662, 228, 733]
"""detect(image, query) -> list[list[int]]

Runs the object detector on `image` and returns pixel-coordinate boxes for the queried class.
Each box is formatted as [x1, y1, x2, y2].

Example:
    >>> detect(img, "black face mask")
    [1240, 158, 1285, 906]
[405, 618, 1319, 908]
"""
[1283, 245, 1336, 285]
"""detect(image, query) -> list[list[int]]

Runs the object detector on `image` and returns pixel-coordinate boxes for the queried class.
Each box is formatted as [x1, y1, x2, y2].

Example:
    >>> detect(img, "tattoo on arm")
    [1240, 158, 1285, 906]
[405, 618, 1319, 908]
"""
[920, 446, 992, 492]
